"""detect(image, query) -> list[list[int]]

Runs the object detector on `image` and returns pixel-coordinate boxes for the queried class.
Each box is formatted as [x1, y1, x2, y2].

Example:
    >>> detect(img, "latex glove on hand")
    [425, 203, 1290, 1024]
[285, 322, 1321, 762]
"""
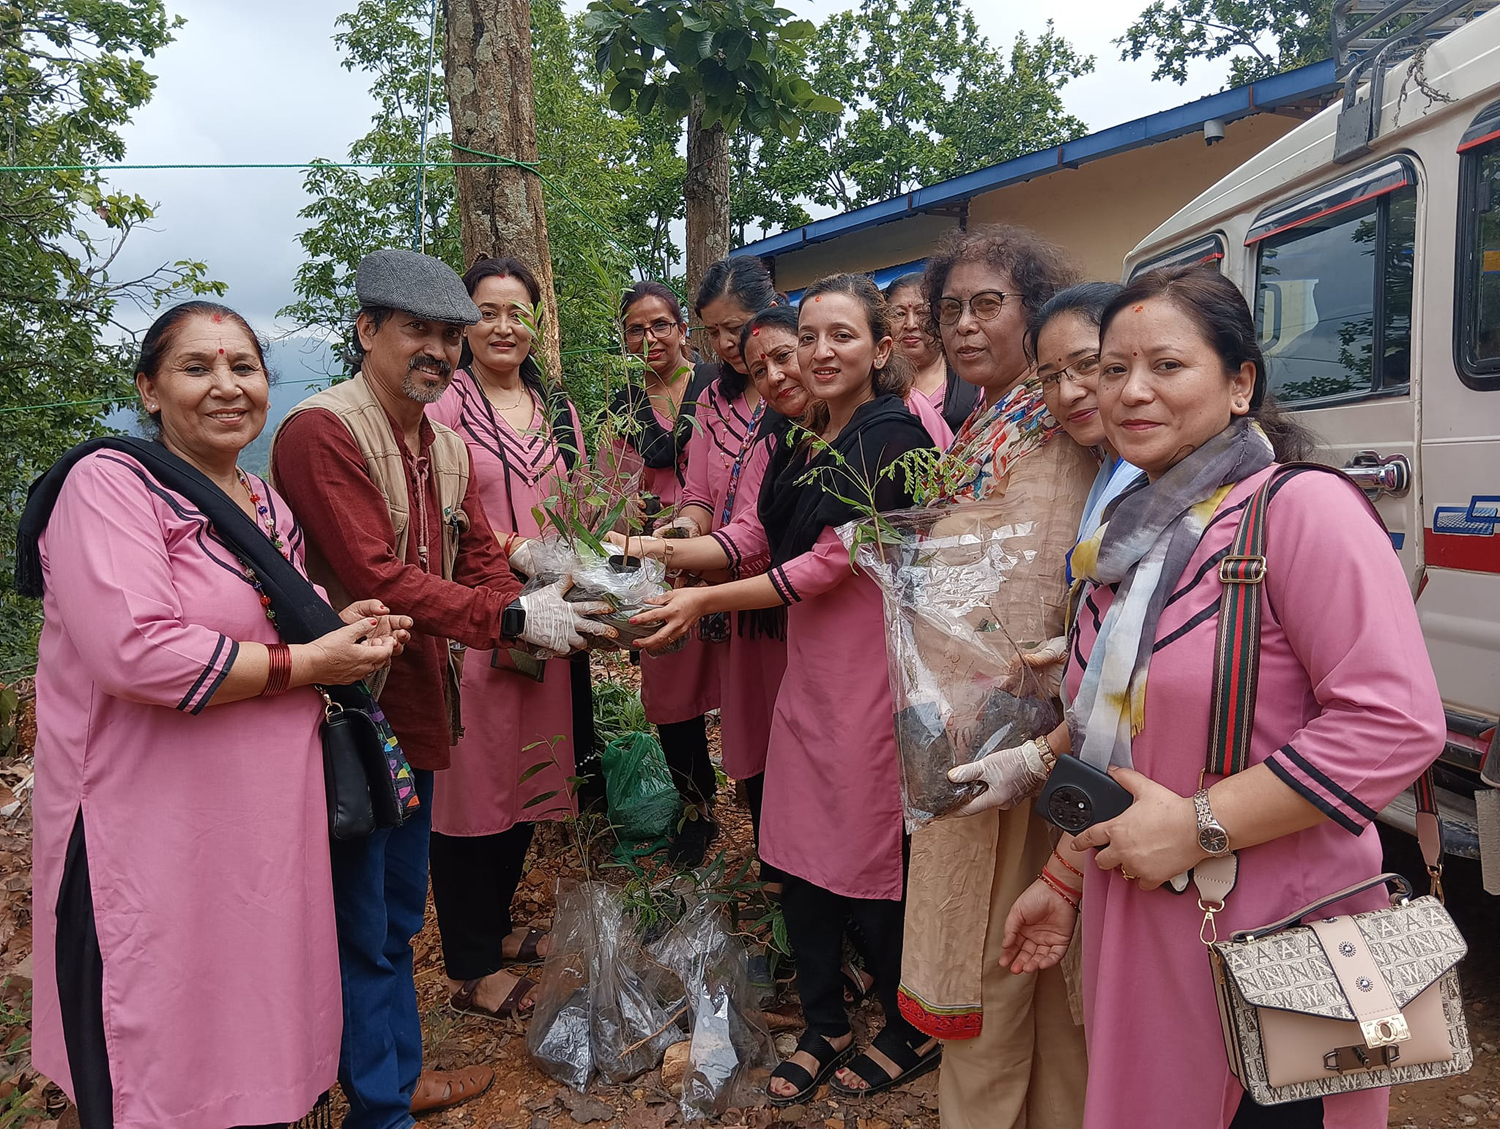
[516, 579, 617, 657]
[655, 514, 700, 538]
[947, 739, 1051, 816]
[507, 537, 542, 579]
[1001, 635, 1069, 700]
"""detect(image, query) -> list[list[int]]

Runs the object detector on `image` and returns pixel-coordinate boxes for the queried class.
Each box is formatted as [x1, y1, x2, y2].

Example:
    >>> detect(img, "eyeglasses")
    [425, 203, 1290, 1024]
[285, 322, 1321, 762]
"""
[624, 319, 680, 344]
[1039, 354, 1101, 389]
[937, 291, 1007, 325]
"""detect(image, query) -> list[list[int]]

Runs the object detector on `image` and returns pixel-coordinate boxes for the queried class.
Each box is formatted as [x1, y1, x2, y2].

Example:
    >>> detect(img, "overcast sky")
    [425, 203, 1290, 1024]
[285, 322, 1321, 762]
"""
[102, 0, 1234, 339]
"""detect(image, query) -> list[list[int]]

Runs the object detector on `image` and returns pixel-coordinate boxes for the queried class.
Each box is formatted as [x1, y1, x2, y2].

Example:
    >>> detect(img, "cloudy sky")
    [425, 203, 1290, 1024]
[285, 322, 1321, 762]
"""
[101, 0, 1234, 340]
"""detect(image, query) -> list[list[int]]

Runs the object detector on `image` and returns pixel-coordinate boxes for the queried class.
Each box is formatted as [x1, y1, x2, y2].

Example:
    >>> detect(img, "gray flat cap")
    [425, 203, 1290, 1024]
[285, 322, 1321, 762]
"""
[355, 248, 481, 325]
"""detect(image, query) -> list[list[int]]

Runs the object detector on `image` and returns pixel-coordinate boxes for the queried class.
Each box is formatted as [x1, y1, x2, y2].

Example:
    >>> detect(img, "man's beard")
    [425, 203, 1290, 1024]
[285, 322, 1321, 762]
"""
[402, 357, 452, 404]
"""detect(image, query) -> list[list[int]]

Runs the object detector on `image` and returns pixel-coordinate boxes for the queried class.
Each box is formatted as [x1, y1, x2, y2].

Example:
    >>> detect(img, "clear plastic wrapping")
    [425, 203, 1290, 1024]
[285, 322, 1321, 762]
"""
[839, 503, 1063, 831]
[520, 537, 683, 653]
[525, 881, 770, 1118]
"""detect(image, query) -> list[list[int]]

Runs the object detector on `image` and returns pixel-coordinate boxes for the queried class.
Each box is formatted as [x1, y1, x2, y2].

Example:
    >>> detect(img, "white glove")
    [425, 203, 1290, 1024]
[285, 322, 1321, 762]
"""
[507, 537, 542, 578]
[516, 580, 616, 656]
[946, 739, 1051, 817]
[1002, 636, 1069, 701]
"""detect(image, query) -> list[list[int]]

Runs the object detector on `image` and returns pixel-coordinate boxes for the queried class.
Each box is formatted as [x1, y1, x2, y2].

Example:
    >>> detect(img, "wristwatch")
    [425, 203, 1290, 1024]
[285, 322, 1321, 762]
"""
[500, 599, 526, 640]
[1193, 787, 1231, 856]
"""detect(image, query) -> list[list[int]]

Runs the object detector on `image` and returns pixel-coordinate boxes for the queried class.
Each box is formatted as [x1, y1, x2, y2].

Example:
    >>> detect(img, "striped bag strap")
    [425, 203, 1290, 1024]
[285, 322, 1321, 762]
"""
[1207, 465, 1445, 896]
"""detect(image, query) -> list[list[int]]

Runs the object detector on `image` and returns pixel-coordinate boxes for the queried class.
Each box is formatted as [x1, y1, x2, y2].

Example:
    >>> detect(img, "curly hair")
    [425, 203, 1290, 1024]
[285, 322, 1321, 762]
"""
[922, 224, 1081, 335]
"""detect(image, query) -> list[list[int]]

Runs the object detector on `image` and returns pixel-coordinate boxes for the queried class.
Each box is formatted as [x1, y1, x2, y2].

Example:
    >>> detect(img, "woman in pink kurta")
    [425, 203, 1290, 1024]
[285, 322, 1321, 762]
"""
[996, 269, 1445, 1129]
[425, 257, 585, 1020]
[23, 301, 404, 1128]
[626, 275, 947, 1107]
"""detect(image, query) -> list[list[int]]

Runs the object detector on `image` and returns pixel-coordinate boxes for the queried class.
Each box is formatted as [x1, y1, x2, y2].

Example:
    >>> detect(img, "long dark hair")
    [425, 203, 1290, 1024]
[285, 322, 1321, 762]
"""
[798, 273, 912, 436]
[1098, 265, 1316, 462]
[737, 304, 802, 360]
[1023, 281, 1123, 363]
[923, 224, 1080, 337]
[135, 301, 271, 436]
[695, 257, 780, 398]
[460, 256, 547, 394]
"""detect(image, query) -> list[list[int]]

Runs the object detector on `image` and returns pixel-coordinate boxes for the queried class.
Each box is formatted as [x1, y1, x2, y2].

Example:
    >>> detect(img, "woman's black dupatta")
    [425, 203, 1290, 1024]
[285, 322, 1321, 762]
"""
[609, 362, 717, 481]
[759, 394, 934, 570]
[15, 436, 371, 715]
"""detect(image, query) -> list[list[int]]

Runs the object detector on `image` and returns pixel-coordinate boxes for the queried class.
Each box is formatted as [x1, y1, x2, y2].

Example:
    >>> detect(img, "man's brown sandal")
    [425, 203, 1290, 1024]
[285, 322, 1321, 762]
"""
[409, 1065, 494, 1115]
[449, 975, 535, 1020]
[502, 925, 548, 967]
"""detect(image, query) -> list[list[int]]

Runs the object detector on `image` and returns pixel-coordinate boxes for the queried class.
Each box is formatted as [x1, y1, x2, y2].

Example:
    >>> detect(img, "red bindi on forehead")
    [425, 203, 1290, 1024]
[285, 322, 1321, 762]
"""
[211, 312, 224, 323]
[1133, 305, 1145, 313]
[751, 327, 760, 336]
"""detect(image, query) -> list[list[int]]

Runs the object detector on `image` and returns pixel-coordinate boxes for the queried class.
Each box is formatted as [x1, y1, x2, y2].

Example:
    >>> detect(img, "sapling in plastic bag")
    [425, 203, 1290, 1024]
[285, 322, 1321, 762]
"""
[518, 537, 684, 654]
[839, 503, 1066, 831]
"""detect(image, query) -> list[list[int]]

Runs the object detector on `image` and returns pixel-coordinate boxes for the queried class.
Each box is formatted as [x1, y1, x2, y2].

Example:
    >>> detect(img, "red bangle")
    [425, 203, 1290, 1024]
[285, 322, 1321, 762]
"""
[1051, 848, 1084, 881]
[1039, 868, 1081, 911]
[262, 642, 292, 697]
[503, 532, 518, 557]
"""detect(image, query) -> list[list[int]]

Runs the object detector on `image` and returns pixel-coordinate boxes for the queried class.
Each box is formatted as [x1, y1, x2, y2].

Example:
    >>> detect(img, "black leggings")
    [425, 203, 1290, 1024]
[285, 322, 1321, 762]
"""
[1229, 1092, 1322, 1127]
[740, 773, 786, 885]
[659, 716, 715, 811]
[780, 877, 921, 1049]
[429, 822, 536, 981]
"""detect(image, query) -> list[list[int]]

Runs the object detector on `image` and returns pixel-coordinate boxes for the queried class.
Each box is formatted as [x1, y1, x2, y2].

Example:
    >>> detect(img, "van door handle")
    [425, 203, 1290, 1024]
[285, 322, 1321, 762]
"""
[1343, 451, 1411, 498]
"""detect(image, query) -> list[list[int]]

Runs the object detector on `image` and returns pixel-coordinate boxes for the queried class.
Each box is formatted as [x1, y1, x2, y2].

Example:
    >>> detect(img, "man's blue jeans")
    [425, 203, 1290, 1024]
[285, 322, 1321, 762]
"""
[330, 769, 434, 1129]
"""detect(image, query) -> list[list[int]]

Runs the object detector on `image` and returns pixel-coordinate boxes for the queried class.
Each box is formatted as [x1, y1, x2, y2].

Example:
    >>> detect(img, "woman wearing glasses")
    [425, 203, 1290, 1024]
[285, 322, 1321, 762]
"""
[884, 272, 980, 431]
[609, 281, 725, 865]
[898, 226, 1095, 1129]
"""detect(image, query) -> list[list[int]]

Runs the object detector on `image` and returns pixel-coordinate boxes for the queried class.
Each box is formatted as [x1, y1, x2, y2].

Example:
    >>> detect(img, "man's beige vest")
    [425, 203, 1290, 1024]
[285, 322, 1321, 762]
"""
[270, 373, 472, 738]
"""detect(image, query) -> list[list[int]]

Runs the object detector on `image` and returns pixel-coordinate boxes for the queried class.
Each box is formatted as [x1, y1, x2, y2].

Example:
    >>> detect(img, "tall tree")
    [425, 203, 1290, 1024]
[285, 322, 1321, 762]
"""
[0, 0, 220, 665]
[582, 0, 837, 307]
[770, 1, 1093, 213]
[445, 0, 562, 379]
[1118, 0, 1332, 88]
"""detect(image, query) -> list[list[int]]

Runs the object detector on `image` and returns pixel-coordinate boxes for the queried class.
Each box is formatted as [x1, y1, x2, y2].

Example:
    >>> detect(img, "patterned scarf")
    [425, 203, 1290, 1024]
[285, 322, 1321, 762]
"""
[1068, 420, 1274, 771]
[924, 380, 1057, 505]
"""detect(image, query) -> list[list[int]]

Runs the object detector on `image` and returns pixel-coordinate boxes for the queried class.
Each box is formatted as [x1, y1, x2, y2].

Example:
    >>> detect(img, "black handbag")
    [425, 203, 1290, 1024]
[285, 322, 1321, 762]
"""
[319, 690, 411, 841]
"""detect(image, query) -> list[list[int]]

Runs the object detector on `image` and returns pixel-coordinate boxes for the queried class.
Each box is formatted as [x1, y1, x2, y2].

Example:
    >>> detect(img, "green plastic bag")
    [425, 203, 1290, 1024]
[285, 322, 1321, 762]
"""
[602, 731, 680, 841]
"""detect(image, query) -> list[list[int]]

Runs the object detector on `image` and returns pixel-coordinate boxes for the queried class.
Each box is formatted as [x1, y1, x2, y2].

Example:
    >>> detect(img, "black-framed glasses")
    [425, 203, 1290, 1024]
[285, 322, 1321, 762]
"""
[624, 319, 680, 344]
[1039, 353, 1101, 389]
[937, 291, 1007, 325]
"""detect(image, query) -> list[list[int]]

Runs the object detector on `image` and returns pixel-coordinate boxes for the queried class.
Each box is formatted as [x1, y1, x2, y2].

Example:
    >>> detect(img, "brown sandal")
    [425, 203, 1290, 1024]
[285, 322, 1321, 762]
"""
[503, 925, 548, 966]
[449, 975, 535, 1020]
[409, 1065, 494, 1115]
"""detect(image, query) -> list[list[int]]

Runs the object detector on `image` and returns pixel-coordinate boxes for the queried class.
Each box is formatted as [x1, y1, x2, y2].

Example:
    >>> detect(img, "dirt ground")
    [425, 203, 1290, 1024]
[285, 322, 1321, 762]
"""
[0, 678, 1496, 1127]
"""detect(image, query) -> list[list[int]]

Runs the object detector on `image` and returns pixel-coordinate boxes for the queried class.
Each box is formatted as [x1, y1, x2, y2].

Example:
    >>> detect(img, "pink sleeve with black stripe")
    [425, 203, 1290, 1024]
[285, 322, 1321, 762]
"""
[1260, 473, 1445, 833]
[768, 527, 855, 606]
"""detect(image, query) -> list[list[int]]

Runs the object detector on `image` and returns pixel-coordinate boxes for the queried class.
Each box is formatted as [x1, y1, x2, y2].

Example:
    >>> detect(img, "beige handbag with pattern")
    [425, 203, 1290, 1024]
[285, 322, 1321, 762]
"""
[1209, 873, 1471, 1105]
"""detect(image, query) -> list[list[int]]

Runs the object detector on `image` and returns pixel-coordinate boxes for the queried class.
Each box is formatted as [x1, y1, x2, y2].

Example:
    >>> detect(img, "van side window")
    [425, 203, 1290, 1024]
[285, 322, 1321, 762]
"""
[1129, 234, 1226, 279]
[1249, 158, 1417, 406]
[1457, 115, 1500, 388]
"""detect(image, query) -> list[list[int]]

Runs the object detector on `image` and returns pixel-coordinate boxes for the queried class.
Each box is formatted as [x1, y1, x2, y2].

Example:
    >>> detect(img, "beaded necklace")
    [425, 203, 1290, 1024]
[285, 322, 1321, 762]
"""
[235, 468, 289, 623]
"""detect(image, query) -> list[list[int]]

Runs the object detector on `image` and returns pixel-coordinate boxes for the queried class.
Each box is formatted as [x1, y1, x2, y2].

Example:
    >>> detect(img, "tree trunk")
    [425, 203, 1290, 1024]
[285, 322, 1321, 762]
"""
[684, 98, 731, 336]
[444, 0, 562, 382]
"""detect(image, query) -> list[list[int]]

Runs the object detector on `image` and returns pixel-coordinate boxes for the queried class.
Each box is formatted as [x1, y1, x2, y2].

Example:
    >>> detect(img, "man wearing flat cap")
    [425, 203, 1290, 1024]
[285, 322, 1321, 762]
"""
[272, 249, 611, 1128]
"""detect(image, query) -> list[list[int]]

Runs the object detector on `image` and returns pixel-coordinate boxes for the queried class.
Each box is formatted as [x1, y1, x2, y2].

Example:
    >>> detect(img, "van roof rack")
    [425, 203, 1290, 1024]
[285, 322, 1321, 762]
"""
[1331, 0, 1497, 163]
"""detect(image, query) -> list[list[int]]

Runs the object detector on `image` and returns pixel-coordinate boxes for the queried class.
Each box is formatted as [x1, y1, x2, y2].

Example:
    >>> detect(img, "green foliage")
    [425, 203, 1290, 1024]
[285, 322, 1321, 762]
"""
[742, 1, 1092, 216]
[0, 685, 18, 756]
[581, 0, 833, 137]
[0, 0, 222, 668]
[1117, 0, 1332, 88]
[281, 0, 677, 429]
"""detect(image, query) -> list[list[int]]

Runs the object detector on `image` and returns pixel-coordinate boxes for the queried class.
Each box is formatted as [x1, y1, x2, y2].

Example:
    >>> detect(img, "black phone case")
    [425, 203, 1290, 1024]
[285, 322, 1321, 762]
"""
[1035, 754, 1134, 834]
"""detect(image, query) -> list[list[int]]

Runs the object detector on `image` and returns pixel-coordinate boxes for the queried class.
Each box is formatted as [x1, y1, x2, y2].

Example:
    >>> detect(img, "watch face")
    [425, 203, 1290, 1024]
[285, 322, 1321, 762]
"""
[1199, 826, 1230, 855]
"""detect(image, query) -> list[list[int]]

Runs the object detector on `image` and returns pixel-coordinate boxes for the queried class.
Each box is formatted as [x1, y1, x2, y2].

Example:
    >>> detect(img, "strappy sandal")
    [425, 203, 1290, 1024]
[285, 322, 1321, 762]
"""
[502, 925, 548, 967]
[829, 1027, 942, 1098]
[841, 960, 873, 1005]
[449, 975, 535, 1020]
[767, 1031, 856, 1108]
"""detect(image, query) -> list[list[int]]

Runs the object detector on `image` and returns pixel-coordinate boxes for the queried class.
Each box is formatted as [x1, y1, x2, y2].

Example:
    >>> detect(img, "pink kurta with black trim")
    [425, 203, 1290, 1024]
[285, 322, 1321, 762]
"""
[31, 452, 339, 1129]
[1065, 467, 1444, 1129]
[605, 405, 721, 725]
[425, 371, 582, 834]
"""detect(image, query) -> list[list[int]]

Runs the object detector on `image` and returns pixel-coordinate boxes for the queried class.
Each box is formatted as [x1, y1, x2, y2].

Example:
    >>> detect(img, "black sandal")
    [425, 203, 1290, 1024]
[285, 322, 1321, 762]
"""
[829, 1027, 942, 1098]
[767, 1031, 856, 1108]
